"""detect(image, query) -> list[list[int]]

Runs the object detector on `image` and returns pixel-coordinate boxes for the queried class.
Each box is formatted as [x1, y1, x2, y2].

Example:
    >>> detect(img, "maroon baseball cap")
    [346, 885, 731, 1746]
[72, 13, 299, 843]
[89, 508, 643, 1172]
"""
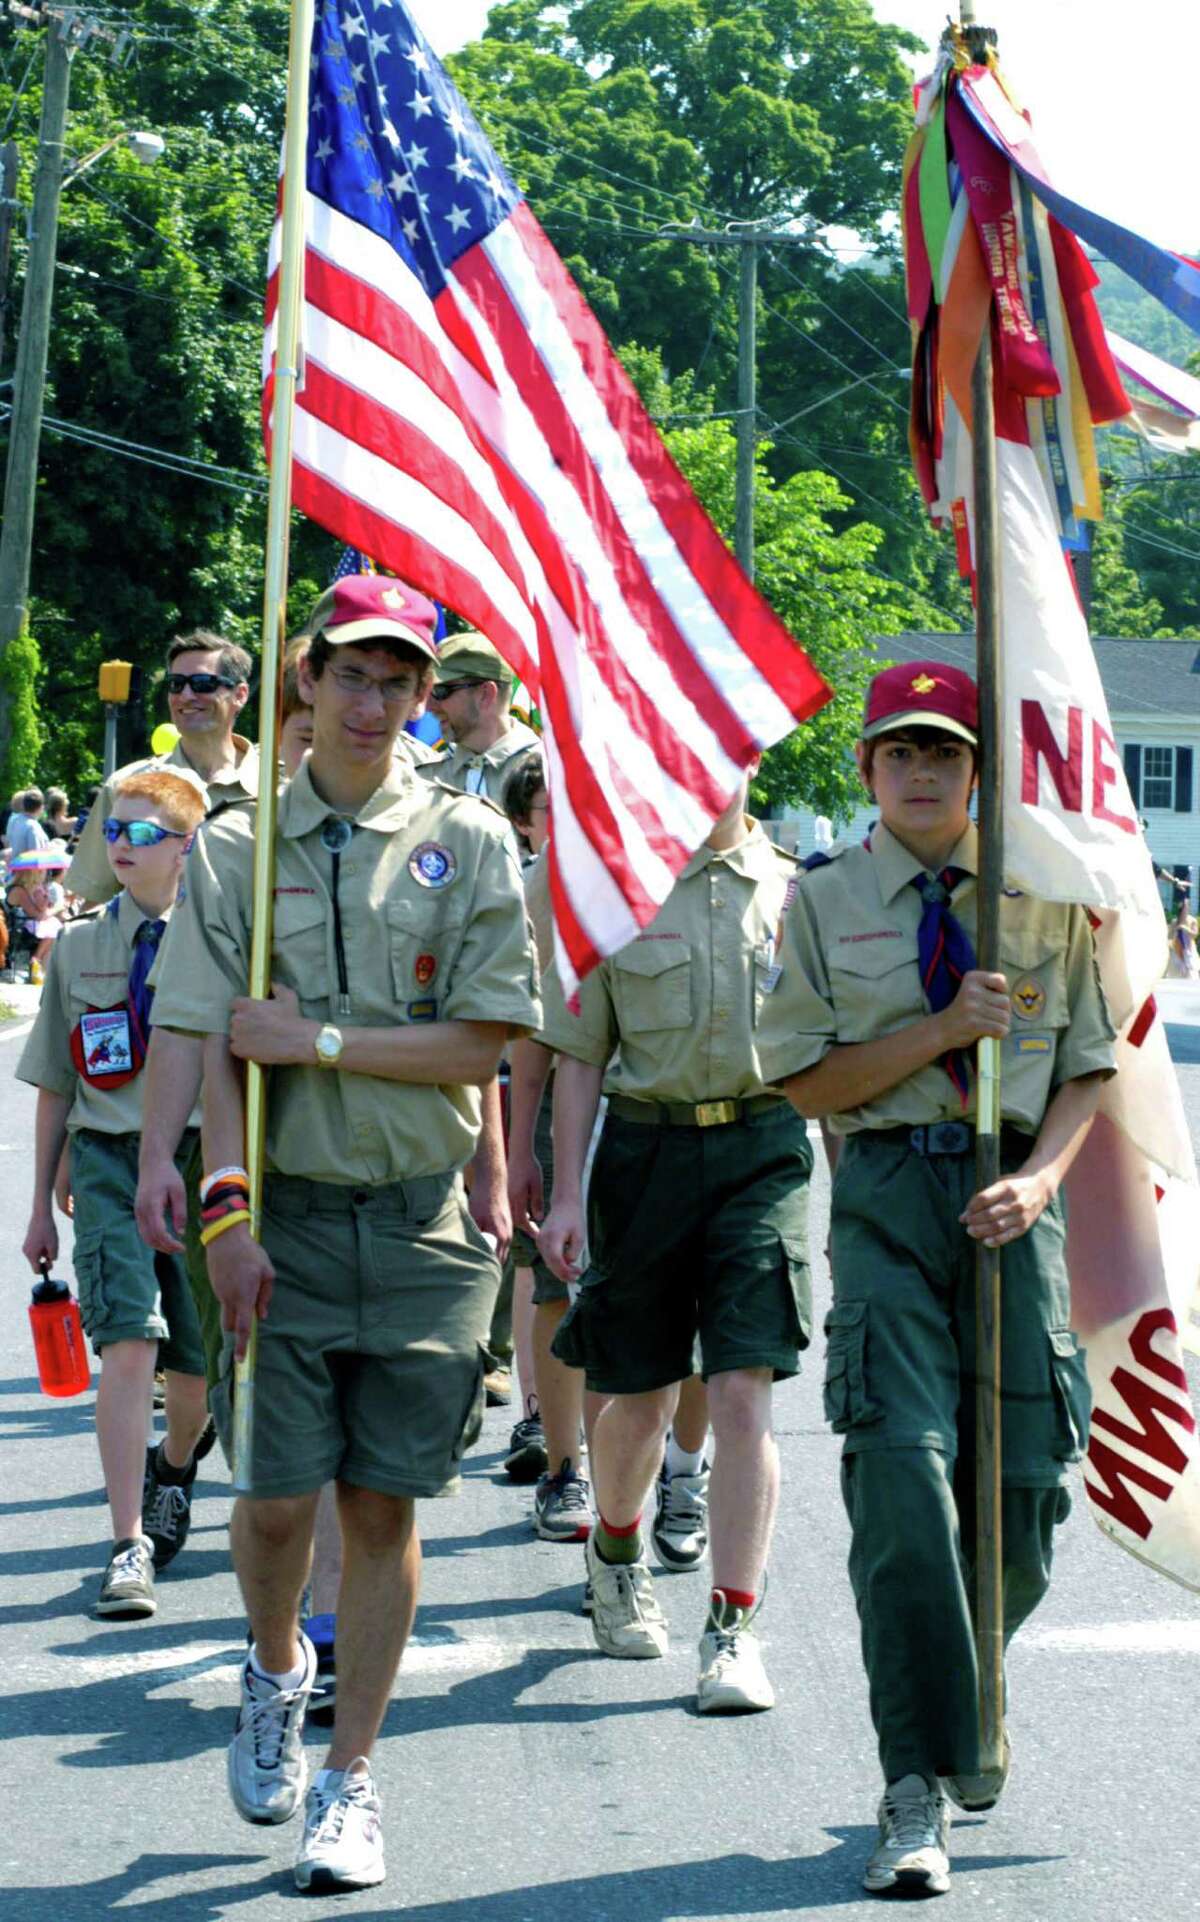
[861, 660, 978, 745]
[307, 574, 439, 664]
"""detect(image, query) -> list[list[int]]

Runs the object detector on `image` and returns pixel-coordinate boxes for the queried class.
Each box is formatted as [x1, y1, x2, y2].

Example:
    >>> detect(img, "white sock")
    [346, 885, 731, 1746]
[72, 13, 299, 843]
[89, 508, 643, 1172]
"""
[664, 1430, 708, 1479]
[249, 1645, 307, 1692]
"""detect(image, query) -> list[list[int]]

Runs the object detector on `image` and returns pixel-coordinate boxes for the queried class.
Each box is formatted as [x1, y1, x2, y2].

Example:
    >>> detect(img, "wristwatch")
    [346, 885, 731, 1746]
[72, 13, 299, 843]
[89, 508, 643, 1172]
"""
[314, 1023, 344, 1068]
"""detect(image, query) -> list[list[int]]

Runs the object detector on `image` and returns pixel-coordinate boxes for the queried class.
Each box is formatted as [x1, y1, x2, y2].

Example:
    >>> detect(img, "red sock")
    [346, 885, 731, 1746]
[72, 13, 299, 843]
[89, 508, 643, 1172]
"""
[595, 1513, 641, 1565]
[715, 1587, 756, 1612]
[597, 1513, 641, 1539]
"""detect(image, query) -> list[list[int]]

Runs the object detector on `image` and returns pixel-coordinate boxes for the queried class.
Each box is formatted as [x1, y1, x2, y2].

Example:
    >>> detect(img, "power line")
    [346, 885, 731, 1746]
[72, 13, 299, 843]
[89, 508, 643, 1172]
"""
[0, 404, 268, 493]
[759, 291, 911, 421]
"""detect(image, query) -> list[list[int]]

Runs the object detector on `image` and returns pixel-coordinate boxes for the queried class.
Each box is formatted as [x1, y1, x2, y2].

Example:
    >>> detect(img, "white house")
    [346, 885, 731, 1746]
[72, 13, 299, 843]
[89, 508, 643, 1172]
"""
[772, 633, 1200, 911]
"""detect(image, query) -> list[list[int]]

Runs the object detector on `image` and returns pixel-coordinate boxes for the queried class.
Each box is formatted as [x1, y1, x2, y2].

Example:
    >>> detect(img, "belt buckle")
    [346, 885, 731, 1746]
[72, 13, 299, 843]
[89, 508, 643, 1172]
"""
[694, 1099, 737, 1128]
[928, 1121, 970, 1155]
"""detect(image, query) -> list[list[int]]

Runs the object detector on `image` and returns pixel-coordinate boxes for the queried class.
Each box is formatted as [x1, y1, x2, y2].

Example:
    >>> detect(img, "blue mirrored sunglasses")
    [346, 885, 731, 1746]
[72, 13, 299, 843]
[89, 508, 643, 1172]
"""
[101, 818, 189, 847]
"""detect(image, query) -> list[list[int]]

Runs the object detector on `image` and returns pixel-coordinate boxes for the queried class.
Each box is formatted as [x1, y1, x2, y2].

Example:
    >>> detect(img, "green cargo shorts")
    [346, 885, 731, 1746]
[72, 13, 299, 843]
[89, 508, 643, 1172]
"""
[826, 1129, 1091, 1483]
[512, 1086, 568, 1306]
[69, 1127, 206, 1376]
[552, 1101, 812, 1395]
[211, 1171, 500, 1502]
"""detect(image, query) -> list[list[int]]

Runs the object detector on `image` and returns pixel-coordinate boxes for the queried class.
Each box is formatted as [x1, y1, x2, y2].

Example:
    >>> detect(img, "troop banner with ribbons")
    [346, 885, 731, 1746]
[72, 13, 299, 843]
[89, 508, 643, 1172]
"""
[903, 32, 1200, 1590]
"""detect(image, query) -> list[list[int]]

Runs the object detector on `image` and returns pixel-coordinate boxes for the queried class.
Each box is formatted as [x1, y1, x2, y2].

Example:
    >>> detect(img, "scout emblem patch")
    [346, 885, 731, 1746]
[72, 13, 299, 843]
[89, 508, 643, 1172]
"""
[70, 1008, 140, 1090]
[414, 952, 437, 987]
[409, 842, 457, 889]
[1011, 975, 1047, 1021]
[407, 998, 438, 1021]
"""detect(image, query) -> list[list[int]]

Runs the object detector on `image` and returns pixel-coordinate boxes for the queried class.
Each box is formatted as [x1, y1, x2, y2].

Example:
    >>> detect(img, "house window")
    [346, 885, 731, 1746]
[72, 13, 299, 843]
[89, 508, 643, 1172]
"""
[1143, 746, 1175, 809]
[1123, 743, 1194, 813]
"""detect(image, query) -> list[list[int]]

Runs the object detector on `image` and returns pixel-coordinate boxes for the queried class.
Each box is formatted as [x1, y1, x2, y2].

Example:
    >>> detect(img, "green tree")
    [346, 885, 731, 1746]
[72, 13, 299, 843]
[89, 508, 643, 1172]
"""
[623, 344, 910, 821]
[0, 625, 44, 793]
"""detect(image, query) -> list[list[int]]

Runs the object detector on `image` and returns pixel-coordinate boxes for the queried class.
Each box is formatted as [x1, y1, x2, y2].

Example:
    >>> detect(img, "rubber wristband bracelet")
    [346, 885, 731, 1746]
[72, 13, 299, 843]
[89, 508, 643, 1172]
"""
[199, 1209, 252, 1247]
[201, 1200, 249, 1225]
[200, 1176, 250, 1207]
[200, 1166, 250, 1203]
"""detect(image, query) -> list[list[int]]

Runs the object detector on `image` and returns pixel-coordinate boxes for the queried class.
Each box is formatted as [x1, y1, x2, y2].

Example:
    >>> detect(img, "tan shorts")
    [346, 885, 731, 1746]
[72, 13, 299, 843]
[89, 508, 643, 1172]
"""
[212, 1171, 500, 1502]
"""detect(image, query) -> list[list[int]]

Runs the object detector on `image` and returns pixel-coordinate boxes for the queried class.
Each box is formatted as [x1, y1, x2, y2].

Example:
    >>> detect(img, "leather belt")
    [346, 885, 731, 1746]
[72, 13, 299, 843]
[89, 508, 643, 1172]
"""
[607, 1092, 786, 1129]
[860, 1122, 1032, 1158]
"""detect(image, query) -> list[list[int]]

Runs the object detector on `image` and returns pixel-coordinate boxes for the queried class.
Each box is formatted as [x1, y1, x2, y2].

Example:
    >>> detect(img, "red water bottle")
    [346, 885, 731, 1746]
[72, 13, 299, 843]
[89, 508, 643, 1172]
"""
[29, 1266, 91, 1398]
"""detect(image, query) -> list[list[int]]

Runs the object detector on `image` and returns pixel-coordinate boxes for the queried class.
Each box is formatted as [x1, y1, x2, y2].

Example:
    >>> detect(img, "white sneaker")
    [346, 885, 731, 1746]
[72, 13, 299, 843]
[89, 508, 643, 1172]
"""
[585, 1533, 668, 1659]
[227, 1635, 316, 1826]
[863, 1775, 951, 1897]
[652, 1460, 711, 1569]
[294, 1759, 385, 1893]
[696, 1592, 775, 1713]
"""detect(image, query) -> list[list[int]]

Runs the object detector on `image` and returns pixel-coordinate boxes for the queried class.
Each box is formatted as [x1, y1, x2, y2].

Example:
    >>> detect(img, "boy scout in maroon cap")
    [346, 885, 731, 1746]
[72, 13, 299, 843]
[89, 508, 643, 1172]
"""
[758, 661, 1115, 1898]
[147, 571, 539, 1895]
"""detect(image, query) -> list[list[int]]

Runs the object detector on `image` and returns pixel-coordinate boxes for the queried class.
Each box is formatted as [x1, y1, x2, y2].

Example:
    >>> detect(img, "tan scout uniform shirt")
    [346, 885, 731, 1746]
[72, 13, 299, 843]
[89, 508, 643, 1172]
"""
[66, 735, 260, 905]
[16, 892, 199, 1136]
[539, 822, 797, 1105]
[394, 731, 440, 769]
[523, 847, 554, 974]
[756, 821, 1116, 1135]
[152, 757, 539, 1185]
[420, 718, 540, 805]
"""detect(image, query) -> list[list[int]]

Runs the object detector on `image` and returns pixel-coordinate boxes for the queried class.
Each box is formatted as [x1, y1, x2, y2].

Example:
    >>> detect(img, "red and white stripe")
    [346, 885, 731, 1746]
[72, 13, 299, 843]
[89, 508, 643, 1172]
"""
[264, 195, 829, 994]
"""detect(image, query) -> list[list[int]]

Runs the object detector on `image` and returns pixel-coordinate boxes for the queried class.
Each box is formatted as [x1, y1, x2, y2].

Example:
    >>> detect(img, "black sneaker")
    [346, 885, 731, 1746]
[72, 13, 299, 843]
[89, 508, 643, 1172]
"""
[97, 1536, 156, 1617]
[142, 1446, 196, 1569]
[305, 1614, 337, 1727]
[504, 1410, 548, 1484]
[193, 1414, 218, 1465]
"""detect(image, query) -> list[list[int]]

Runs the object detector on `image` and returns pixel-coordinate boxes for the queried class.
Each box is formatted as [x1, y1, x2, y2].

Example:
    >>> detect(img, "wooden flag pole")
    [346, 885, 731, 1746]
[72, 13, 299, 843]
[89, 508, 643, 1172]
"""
[231, 0, 316, 1492]
[959, 0, 1006, 1774]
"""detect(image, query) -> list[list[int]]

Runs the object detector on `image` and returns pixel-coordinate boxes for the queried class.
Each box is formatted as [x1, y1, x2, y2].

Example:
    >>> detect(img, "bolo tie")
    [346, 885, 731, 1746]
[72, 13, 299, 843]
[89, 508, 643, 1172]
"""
[913, 867, 976, 1107]
[321, 817, 354, 1016]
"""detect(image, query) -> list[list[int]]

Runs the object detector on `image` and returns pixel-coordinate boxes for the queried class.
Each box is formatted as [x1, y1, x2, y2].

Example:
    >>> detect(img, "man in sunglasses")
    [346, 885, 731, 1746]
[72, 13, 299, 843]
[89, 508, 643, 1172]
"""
[422, 633, 539, 805]
[66, 632, 256, 907]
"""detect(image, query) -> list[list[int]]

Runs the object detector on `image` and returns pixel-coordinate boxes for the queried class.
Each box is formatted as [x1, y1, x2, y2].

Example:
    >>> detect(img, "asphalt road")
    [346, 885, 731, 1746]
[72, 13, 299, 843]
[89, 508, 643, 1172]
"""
[3, 982, 1200, 1921]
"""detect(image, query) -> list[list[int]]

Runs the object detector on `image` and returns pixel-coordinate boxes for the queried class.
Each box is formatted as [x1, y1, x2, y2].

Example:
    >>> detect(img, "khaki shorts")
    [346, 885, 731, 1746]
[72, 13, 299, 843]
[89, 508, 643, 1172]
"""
[212, 1171, 500, 1501]
[70, 1127, 206, 1375]
[552, 1102, 812, 1394]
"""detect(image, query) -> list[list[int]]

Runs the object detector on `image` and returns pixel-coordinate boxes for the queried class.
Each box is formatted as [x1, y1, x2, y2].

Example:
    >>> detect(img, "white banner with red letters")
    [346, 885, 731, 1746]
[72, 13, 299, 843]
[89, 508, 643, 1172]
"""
[949, 427, 1200, 1591]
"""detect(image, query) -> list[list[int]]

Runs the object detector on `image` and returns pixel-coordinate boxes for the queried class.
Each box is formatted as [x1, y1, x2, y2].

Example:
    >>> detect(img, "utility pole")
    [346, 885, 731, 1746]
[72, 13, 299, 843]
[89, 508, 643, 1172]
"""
[0, 8, 75, 773]
[0, 141, 19, 371]
[658, 219, 818, 583]
[0, 4, 138, 776]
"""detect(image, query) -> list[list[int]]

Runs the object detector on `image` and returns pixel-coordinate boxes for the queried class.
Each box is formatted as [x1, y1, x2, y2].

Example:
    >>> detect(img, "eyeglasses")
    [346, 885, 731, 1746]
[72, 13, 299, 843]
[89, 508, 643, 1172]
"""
[165, 672, 239, 696]
[101, 818, 189, 847]
[431, 678, 484, 700]
[327, 663, 419, 704]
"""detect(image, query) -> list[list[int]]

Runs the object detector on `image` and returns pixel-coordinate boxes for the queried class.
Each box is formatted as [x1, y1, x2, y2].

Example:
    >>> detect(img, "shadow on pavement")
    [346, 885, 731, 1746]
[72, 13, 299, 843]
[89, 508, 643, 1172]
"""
[3, 1853, 274, 1922]
[0, 1837, 1065, 1919]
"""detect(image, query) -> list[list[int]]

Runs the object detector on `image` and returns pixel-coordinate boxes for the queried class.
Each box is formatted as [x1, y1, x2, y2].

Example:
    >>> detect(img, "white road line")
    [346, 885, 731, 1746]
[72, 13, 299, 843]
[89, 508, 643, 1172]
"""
[0, 1018, 34, 1045]
[1023, 1620, 1200, 1655]
[13, 1630, 513, 1694]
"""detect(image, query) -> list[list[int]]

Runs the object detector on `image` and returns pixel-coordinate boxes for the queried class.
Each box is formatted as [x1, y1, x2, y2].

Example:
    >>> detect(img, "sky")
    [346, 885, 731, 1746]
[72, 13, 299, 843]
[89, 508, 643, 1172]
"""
[405, 0, 1199, 255]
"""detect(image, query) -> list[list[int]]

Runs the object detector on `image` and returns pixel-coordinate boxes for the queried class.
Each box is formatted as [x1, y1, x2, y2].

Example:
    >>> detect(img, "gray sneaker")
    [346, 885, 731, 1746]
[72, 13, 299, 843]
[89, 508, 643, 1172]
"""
[96, 1536, 156, 1618]
[863, 1775, 951, 1897]
[696, 1591, 774, 1713]
[584, 1533, 668, 1659]
[227, 1635, 317, 1826]
[534, 1462, 593, 1541]
[652, 1461, 710, 1570]
[294, 1760, 385, 1893]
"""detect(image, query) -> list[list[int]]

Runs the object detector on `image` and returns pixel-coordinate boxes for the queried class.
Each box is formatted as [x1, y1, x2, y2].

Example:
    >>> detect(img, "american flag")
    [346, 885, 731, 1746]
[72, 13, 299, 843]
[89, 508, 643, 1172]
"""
[264, 0, 831, 993]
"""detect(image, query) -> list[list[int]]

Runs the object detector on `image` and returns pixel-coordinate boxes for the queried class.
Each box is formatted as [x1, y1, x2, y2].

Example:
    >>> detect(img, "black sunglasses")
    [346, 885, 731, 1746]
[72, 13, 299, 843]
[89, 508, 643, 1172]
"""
[165, 672, 239, 696]
[431, 678, 484, 700]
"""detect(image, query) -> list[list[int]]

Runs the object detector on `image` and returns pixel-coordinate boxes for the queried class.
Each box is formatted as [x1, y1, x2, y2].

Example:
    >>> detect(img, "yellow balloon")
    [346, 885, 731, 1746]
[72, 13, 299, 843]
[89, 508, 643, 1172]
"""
[151, 722, 181, 756]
